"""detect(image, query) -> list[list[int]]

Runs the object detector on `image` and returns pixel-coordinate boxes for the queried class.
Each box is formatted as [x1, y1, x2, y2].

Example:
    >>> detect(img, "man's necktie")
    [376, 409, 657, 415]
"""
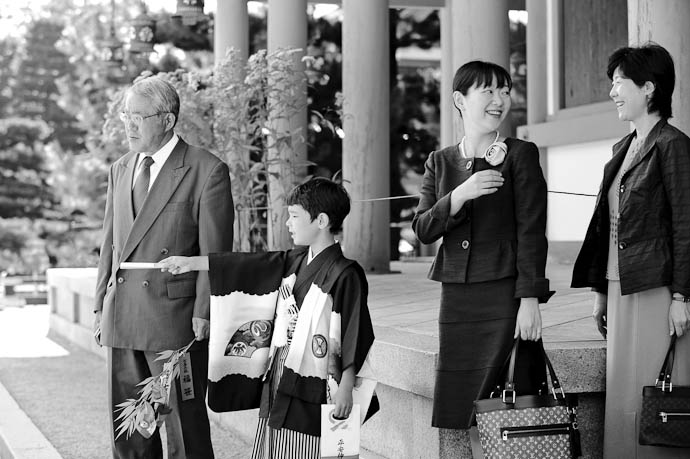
[132, 155, 154, 217]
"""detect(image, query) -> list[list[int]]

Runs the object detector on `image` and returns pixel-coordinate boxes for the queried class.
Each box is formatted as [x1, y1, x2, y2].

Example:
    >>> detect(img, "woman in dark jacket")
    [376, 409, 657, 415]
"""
[572, 43, 690, 458]
[413, 61, 552, 454]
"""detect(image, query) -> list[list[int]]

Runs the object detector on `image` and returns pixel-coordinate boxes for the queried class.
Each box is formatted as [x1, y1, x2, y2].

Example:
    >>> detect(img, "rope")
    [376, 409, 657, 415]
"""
[548, 190, 597, 197]
[235, 189, 596, 212]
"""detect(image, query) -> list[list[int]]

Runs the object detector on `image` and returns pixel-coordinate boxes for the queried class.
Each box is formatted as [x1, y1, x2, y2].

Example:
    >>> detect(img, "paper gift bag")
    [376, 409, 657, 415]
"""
[327, 376, 377, 424]
[320, 404, 360, 459]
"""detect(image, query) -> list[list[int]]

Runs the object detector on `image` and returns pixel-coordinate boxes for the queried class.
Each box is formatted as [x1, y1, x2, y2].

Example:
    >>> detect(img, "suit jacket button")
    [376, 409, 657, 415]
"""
[461, 240, 470, 249]
[466, 161, 473, 170]
[161, 248, 169, 255]
[618, 242, 627, 250]
[619, 185, 625, 193]
[142, 280, 149, 287]
[117, 277, 124, 284]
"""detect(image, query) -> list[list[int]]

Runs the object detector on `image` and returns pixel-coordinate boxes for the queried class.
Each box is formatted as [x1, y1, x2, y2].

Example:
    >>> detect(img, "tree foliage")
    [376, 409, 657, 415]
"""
[99, 49, 307, 252]
[0, 118, 57, 219]
[10, 19, 86, 152]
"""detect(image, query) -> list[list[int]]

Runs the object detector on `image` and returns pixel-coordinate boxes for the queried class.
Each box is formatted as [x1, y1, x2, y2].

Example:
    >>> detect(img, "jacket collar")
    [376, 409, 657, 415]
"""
[602, 118, 667, 193]
[120, 138, 191, 263]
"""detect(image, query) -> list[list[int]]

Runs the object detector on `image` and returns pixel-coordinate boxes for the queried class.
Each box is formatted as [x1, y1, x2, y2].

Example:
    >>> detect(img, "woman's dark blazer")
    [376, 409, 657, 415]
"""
[412, 138, 552, 302]
[571, 119, 690, 296]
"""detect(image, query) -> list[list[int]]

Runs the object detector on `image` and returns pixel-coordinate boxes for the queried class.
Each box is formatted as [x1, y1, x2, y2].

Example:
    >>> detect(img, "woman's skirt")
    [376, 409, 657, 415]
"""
[605, 281, 690, 459]
[251, 346, 320, 459]
[432, 277, 546, 429]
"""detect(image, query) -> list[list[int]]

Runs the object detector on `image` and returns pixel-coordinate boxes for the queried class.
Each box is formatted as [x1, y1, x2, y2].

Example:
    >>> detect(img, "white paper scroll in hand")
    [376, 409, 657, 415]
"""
[119, 262, 162, 270]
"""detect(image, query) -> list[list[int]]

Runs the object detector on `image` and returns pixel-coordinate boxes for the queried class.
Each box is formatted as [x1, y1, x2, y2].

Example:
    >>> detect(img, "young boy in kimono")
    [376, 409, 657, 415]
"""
[160, 177, 376, 459]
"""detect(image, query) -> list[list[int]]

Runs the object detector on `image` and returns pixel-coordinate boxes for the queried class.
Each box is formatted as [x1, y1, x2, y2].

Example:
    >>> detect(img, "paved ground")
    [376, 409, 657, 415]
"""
[0, 306, 253, 459]
[0, 256, 597, 458]
[367, 257, 601, 346]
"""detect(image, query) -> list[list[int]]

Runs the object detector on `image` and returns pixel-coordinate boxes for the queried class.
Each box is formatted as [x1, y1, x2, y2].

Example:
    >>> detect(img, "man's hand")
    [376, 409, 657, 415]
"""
[93, 311, 102, 346]
[514, 297, 542, 341]
[192, 317, 210, 341]
[593, 292, 607, 339]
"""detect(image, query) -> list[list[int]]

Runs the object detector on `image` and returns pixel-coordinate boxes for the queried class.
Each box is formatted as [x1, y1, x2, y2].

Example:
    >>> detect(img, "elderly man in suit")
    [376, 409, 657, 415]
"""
[94, 76, 234, 459]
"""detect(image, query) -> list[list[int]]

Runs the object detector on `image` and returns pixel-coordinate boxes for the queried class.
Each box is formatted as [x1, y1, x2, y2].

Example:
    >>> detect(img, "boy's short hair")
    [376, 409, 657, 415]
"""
[287, 178, 351, 234]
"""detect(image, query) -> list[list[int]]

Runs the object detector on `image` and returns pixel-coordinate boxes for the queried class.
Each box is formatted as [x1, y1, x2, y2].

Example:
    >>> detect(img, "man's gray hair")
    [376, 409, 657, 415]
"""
[128, 77, 180, 125]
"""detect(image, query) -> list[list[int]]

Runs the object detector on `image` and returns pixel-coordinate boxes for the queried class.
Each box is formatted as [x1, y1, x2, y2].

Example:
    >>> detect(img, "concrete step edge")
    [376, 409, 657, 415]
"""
[0, 381, 62, 459]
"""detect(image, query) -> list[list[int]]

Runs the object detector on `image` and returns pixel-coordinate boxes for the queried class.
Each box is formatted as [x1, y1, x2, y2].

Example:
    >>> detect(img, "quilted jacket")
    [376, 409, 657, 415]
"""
[572, 119, 690, 296]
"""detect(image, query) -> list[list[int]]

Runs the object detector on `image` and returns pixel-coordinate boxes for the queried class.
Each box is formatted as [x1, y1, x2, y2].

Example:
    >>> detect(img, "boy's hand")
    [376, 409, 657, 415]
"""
[332, 366, 355, 419]
[333, 385, 353, 420]
[159, 256, 208, 275]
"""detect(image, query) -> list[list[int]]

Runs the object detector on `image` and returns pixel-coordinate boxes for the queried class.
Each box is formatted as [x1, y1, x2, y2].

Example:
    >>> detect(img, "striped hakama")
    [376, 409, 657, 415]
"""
[251, 346, 320, 459]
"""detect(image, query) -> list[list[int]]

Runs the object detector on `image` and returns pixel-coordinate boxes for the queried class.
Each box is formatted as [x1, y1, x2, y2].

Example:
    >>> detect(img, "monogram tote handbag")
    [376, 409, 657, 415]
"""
[474, 339, 582, 459]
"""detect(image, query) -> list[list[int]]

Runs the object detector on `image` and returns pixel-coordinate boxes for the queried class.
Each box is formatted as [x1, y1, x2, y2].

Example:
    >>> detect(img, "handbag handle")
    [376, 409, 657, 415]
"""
[655, 334, 677, 392]
[498, 338, 565, 403]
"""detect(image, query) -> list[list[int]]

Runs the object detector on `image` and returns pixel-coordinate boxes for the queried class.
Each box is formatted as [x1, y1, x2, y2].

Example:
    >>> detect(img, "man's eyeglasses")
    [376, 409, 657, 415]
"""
[119, 112, 165, 125]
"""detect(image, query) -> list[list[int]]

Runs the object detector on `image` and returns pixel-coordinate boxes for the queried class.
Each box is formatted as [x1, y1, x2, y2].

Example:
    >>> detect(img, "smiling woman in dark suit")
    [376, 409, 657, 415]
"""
[572, 43, 690, 458]
[413, 61, 552, 455]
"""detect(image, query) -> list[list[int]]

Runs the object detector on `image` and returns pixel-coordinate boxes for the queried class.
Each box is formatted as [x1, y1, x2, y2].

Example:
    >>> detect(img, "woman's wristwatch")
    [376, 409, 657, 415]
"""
[672, 293, 690, 303]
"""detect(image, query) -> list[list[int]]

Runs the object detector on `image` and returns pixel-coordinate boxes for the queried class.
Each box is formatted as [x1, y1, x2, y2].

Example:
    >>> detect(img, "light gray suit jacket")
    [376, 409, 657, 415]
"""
[94, 138, 234, 351]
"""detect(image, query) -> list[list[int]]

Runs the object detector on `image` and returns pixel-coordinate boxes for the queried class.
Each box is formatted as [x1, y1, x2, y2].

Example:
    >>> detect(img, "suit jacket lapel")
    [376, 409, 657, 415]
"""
[602, 137, 631, 192]
[121, 139, 191, 262]
[118, 154, 137, 234]
[620, 118, 666, 180]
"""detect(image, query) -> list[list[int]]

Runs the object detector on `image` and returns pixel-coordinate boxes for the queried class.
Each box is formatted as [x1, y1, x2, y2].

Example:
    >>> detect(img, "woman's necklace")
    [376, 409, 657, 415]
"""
[460, 131, 500, 158]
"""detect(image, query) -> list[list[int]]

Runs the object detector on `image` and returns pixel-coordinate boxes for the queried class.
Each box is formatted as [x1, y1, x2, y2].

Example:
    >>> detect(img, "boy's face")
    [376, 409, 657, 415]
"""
[286, 204, 321, 246]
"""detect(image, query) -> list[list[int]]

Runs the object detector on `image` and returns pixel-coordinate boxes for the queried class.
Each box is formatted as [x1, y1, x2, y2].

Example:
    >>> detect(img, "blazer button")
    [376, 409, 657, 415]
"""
[161, 248, 169, 255]
[619, 185, 625, 193]
[142, 280, 149, 288]
[461, 240, 470, 250]
[117, 277, 124, 284]
[466, 161, 473, 170]
[618, 242, 628, 250]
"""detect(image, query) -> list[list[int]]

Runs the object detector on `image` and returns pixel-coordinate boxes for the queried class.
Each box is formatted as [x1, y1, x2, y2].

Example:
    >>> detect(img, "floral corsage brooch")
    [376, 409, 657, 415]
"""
[484, 139, 507, 166]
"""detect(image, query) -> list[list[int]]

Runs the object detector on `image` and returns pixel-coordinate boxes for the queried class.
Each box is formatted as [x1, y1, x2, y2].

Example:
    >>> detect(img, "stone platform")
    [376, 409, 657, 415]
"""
[45, 252, 605, 459]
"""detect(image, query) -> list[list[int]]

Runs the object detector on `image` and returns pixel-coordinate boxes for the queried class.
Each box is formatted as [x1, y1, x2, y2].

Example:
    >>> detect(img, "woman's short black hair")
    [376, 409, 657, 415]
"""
[452, 60, 512, 95]
[286, 177, 351, 234]
[607, 43, 675, 119]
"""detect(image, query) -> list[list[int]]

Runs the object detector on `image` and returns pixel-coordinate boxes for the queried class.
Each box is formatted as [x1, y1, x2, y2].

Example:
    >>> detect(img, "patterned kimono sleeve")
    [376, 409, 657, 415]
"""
[206, 251, 287, 412]
[208, 251, 287, 296]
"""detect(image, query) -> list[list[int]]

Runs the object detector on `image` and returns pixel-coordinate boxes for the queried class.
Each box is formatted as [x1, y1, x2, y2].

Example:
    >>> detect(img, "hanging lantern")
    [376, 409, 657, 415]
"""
[102, 29, 124, 65]
[129, 11, 156, 54]
[102, 0, 124, 65]
[174, 0, 205, 26]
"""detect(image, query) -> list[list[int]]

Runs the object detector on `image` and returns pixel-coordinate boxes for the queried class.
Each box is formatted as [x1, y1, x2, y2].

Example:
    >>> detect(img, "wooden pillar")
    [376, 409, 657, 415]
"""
[440, 2, 456, 148]
[342, 0, 390, 272]
[526, 0, 549, 176]
[214, 0, 248, 66]
[628, 0, 690, 133]
[526, 0, 548, 125]
[266, 0, 308, 250]
[449, 0, 511, 137]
